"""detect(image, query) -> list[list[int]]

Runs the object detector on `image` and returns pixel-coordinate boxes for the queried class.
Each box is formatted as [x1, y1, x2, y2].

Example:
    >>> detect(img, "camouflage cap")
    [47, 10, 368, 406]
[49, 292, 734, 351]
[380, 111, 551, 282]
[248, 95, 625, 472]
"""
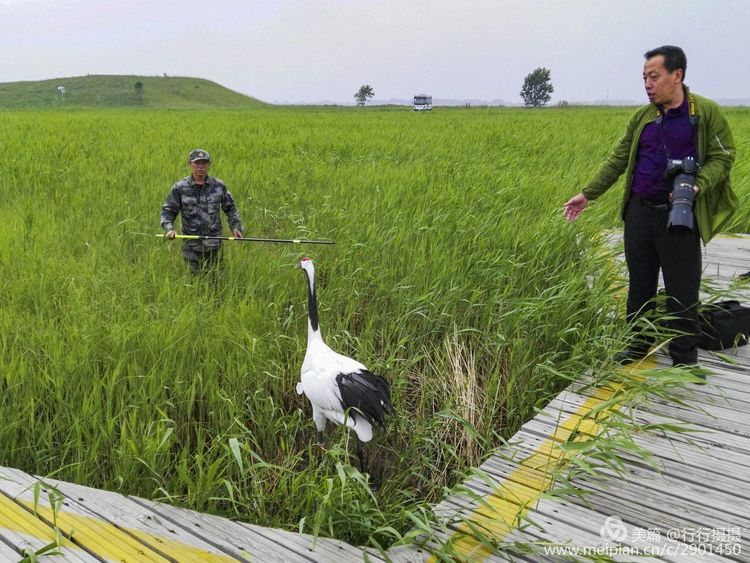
[189, 149, 211, 162]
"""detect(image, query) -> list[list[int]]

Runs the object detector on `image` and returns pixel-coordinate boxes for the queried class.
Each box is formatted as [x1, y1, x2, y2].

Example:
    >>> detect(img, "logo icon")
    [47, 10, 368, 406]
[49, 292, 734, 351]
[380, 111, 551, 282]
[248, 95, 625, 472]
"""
[600, 516, 628, 542]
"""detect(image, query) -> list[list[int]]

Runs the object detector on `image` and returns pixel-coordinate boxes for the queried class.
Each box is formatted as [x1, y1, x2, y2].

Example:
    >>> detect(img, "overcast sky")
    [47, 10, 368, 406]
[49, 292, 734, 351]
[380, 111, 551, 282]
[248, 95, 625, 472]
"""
[3, 0, 749, 104]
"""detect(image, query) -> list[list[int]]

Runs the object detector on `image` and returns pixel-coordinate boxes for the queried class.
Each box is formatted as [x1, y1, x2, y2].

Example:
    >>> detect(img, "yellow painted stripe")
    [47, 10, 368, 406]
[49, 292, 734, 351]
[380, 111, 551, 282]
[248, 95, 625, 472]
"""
[432, 357, 656, 561]
[16, 500, 168, 562]
[0, 494, 79, 549]
[0, 497, 239, 562]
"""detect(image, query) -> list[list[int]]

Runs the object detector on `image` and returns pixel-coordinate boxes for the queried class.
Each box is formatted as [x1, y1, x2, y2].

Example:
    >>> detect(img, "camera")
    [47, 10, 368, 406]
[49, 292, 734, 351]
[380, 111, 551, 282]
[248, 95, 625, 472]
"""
[665, 156, 699, 232]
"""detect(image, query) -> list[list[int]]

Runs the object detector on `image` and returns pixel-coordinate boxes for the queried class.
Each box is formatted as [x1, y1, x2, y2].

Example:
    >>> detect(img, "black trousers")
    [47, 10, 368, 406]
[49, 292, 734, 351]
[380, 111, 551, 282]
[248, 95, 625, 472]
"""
[623, 195, 701, 364]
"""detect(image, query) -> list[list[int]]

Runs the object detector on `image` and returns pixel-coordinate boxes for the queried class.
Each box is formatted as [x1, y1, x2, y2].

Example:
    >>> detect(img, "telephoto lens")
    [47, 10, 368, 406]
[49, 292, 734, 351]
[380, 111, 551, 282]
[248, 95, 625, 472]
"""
[668, 174, 696, 231]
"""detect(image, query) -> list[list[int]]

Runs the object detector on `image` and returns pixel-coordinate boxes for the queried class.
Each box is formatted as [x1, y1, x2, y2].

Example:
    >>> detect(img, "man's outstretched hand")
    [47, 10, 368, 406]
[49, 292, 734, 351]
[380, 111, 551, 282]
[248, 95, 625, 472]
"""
[563, 193, 589, 223]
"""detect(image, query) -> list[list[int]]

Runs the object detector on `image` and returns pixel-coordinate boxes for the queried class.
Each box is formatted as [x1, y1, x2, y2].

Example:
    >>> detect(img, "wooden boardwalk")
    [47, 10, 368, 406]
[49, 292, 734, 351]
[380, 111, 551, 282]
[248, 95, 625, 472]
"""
[0, 465, 387, 561]
[389, 234, 750, 562]
[0, 464, 394, 562]
[2, 234, 749, 562]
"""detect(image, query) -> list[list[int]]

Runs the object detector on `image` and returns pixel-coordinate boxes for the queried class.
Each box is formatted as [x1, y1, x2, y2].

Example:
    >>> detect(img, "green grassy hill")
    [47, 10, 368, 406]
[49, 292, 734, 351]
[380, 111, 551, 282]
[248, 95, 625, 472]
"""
[0, 75, 267, 109]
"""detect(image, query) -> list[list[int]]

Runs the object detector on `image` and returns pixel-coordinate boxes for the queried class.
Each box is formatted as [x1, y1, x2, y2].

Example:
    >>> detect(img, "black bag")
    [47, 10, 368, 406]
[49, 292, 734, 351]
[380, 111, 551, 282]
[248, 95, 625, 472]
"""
[698, 300, 750, 350]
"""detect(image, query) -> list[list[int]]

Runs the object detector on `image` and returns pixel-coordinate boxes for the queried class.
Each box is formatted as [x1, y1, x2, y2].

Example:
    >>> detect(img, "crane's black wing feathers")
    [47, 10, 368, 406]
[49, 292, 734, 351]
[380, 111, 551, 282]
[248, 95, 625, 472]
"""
[336, 370, 395, 428]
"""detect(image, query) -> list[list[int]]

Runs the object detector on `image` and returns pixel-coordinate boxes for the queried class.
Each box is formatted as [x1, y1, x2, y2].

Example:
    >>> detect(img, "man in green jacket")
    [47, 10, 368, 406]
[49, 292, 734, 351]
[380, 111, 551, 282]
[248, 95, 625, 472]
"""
[564, 45, 737, 367]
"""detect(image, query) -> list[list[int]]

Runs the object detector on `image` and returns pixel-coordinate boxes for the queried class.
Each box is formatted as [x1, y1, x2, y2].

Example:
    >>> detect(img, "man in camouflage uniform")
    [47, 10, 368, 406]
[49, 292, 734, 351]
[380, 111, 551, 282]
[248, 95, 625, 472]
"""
[161, 149, 244, 273]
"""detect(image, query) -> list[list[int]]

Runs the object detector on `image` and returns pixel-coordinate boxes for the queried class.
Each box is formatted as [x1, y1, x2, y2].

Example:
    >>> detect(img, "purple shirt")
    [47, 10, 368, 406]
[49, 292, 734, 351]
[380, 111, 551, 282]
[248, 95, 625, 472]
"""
[631, 96, 696, 203]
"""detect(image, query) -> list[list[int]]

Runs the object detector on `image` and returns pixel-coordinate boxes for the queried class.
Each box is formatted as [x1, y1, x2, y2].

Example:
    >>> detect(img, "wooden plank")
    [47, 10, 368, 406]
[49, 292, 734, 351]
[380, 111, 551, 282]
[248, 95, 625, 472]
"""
[612, 421, 750, 479]
[426, 392, 666, 561]
[508, 426, 750, 538]
[523, 497, 727, 562]
[0, 467, 175, 562]
[508, 505, 663, 563]
[385, 545, 436, 562]
[430, 472, 535, 525]
[667, 380, 750, 407]
[0, 473, 102, 562]
[129, 496, 315, 562]
[492, 424, 750, 487]
[696, 361, 750, 389]
[432, 420, 748, 553]
[591, 388, 750, 435]
[434, 410, 748, 559]
[434, 404, 748, 560]
[703, 245, 750, 256]
[422, 375, 647, 561]
[36, 476, 243, 562]
[560, 386, 750, 452]
[643, 397, 750, 433]
[0, 539, 22, 563]
[134, 495, 387, 562]
[2, 467, 385, 563]
[521, 420, 750, 522]
[517, 394, 747, 528]
[563, 480, 750, 555]
[539, 393, 750, 463]
[0, 518, 97, 563]
[574, 364, 750, 407]
[427, 480, 547, 560]
[462, 451, 749, 552]
[237, 523, 385, 562]
[384, 499, 537, 563]
[2, 468, 386, 563]
[586, 353, 750, 394]
[435, 491, 694, 563]
[581, 380, 750, 416]
[543, 389, 750, 449]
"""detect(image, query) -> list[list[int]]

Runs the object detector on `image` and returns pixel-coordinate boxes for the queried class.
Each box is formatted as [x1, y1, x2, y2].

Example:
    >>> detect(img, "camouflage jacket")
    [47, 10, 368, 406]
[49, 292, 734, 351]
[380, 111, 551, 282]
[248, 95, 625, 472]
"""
[160, 175, 244, 251]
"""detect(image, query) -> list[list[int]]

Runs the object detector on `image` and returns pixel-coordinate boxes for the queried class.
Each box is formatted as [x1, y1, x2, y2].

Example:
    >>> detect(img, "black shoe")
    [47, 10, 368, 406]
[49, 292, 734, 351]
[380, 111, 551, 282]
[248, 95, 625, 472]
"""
[614, 347, 648, 365]
[740, 271, 750, 280]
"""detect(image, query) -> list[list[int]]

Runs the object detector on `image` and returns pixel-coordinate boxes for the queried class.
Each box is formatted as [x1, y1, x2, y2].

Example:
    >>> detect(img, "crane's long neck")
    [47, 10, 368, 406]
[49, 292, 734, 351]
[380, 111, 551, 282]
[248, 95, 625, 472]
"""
[305, 268, 321, 342]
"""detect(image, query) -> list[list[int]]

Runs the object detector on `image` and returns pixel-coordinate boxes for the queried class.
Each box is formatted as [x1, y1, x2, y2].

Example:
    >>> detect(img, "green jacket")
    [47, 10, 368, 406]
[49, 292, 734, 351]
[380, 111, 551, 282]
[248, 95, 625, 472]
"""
[582, 86, 737, 244]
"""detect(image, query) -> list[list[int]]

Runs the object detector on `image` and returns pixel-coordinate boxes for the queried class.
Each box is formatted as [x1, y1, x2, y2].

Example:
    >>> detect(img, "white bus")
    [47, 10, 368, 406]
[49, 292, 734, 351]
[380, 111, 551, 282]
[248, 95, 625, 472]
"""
[413, 94, 432, 111]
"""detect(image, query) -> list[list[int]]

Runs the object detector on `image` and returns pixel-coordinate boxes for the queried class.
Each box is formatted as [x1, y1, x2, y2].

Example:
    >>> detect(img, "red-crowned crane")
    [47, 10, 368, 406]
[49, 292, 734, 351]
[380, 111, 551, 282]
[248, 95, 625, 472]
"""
[296, 257, 395, 474]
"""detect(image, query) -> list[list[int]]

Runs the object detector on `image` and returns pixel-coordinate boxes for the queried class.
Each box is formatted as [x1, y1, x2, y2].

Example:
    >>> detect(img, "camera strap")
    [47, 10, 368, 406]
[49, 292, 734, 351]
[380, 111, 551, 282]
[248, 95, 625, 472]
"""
[688, 93, 698, 127]
[655, 92, 699, 161]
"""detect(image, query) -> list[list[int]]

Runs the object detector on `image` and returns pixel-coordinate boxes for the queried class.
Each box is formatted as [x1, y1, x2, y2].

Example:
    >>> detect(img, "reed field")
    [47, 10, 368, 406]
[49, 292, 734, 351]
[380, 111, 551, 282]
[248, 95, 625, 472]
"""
[1, 105, 749, 552]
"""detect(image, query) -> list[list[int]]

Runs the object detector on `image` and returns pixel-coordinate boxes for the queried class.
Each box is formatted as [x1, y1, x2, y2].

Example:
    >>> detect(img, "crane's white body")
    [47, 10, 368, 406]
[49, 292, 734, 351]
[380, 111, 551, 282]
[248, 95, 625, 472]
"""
[297, 334, 375, 442]
[296, 258, 391, 444]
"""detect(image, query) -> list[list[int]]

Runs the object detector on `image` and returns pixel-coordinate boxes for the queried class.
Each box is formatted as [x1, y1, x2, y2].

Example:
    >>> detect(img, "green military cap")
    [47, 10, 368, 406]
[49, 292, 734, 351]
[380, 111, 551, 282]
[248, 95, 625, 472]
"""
[189, 148, 211, 162]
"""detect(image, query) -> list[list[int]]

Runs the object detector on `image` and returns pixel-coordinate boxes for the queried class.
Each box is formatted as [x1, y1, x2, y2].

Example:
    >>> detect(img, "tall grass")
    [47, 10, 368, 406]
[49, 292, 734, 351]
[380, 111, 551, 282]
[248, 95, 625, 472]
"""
[1, 106, 748, 550]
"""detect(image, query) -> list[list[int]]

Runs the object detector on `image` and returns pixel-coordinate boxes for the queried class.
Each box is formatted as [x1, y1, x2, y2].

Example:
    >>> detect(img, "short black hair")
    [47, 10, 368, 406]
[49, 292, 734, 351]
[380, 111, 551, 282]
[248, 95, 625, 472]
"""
[645, 45, 687, 81]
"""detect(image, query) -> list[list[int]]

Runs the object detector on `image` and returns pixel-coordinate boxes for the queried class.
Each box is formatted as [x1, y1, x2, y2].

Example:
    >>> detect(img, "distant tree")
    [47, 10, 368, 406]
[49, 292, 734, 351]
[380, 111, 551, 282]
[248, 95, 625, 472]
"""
[134, 81, 144, 99]
[520, 67, 554, 108]
[354, 84, 375, 106]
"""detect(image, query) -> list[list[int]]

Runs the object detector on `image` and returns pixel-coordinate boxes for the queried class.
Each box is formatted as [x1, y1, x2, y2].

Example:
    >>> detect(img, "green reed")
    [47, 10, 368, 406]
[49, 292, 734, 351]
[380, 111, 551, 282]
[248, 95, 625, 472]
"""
[1, 106, 748, 552]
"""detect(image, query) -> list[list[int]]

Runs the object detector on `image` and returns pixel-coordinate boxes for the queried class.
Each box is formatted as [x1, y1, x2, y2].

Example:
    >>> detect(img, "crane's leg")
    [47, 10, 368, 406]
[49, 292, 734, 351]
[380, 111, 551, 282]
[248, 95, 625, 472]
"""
[355, 438, 381, 490]
[313, 409, 327, 450]
[356, 437, 366, 474]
